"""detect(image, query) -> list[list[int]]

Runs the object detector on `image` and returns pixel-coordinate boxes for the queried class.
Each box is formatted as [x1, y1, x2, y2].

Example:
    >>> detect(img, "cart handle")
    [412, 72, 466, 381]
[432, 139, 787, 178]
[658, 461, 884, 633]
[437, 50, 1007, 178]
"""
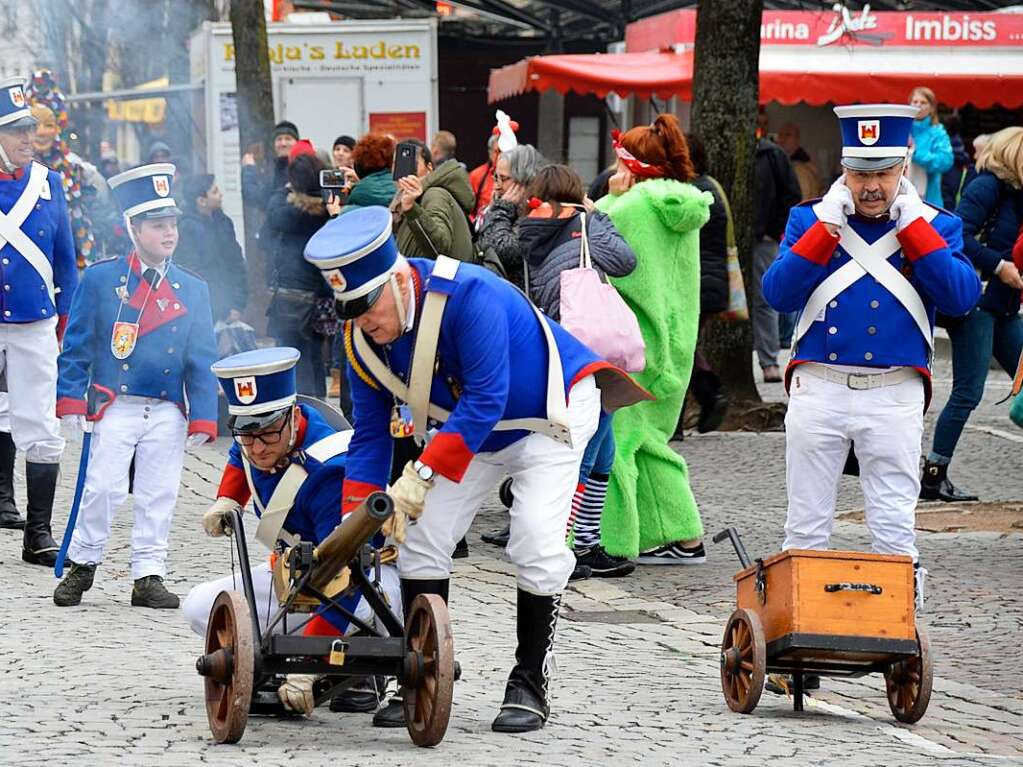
[712, 527, 752, 569]
[824, 582, 883, 595]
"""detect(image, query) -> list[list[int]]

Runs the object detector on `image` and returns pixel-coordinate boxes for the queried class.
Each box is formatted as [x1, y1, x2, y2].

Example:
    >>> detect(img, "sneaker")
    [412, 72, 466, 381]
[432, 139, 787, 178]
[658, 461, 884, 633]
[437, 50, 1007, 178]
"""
[574, 546, 636, 578]
[568, 563, 592, 581]
[481, 525, 510, 548]
[636, 541, 707, 565]
[131, 575, 180, 609]
[765, 674, 820, 695]
[53, 561, 97, 607]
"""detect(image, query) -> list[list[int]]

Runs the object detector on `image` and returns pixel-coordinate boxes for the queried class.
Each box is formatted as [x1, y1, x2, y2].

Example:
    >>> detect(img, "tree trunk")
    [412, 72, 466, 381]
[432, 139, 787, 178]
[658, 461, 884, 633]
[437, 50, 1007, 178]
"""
[691, 0, 764, 402]
[229, 0, 276, 335]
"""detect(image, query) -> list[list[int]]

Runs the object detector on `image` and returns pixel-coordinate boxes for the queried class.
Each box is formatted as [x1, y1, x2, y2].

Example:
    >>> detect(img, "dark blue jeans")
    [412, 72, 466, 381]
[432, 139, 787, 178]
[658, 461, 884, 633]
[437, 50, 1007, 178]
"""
[931, 307, 1023, 459]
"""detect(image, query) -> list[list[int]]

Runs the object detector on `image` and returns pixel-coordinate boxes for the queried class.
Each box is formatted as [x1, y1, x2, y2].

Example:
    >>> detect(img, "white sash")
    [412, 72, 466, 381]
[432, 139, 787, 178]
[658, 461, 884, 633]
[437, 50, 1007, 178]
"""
[0, 163, 55, 304]
[246, 429, 354, 550]
[795, 211, 937, 351]
[351, 256, 573, 447]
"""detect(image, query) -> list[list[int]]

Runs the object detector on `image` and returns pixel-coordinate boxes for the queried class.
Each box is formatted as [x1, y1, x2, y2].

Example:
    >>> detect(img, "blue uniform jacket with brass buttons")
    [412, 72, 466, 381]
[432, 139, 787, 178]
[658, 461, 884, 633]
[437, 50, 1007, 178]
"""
[56, 252, 219, 438]
[0, 163, 78, 322]
[762, 203, 981, 402]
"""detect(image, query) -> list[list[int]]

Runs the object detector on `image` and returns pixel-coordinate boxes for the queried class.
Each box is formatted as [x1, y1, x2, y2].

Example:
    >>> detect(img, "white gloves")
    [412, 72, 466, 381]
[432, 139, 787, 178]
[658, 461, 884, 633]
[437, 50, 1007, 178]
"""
[889, 176, 927, 232]
[186, 433, 212, 451]
[812, 175, 855, 229]
[382, 461, 434, 544]
[202, 497, 241, 537]
[61, 415, 89, 443]
[277, 674, 319, 715]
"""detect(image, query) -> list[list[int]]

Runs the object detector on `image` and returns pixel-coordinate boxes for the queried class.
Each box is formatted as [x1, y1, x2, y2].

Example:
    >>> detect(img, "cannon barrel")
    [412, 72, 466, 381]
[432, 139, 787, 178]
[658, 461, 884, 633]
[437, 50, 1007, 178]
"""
[309, 491, 394, 590]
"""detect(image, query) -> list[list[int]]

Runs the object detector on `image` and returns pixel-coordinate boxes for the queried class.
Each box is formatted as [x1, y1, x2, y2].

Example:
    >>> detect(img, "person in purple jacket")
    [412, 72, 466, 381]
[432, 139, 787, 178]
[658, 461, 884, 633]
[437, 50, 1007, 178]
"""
[305, 206, 648, 734]
[763, 104, 980, 617]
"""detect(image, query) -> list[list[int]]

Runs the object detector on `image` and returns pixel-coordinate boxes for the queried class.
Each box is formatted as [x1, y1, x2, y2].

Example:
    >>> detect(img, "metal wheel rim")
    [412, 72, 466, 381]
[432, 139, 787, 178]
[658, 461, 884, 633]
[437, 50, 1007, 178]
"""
[403, 594, 454, 747]
[885, 623, 933, 724]
[204, 590, 254, 743]
[720, 608, 766, 714]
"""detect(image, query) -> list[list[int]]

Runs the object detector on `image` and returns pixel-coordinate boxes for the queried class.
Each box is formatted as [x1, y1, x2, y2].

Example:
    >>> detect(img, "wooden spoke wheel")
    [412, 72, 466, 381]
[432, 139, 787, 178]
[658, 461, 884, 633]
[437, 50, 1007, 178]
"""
[403, 594, 454, 747]
[202, 591, 255, 743]
[885, 623, 933, 724]
[720, 608, 766, 714]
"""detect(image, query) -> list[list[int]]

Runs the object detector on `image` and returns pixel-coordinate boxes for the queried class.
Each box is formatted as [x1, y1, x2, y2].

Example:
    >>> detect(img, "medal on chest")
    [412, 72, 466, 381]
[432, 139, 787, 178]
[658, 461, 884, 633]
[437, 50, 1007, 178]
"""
[390, 404, 415, 438]
[111, 320, 139, 359]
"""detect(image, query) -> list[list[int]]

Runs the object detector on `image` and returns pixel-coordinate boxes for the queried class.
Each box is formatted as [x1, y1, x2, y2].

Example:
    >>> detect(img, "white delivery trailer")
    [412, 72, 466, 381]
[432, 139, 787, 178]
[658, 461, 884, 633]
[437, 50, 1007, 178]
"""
[190, 18, 438, 237]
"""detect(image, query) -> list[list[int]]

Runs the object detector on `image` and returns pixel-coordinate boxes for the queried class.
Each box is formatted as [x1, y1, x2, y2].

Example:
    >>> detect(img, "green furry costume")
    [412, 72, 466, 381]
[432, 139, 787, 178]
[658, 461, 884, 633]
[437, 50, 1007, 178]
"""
[595, 178, 712, 558]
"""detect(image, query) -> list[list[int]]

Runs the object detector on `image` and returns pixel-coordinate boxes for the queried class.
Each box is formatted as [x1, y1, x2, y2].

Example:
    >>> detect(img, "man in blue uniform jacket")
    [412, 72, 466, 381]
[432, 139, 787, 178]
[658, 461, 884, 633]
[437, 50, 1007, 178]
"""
[53, 163, 218, 609]
[183, 347, 402, 716]
[0, 77, 77, 563]
[762, 104, 980, 616]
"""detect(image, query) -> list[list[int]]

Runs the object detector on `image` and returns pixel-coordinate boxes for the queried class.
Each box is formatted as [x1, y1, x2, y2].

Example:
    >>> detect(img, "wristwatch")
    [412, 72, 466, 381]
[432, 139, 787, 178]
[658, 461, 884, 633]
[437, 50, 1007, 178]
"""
[413, 460, 436, 482]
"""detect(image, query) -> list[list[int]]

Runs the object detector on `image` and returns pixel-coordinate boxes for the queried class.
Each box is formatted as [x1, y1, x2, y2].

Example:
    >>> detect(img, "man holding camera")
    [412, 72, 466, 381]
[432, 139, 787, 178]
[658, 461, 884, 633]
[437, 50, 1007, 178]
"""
[762, 104, 980, 591]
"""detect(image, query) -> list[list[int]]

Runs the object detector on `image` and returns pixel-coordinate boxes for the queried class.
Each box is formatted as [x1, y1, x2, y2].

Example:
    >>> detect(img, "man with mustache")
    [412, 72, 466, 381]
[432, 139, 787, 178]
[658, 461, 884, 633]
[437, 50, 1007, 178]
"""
[762, 104, 981, 631]
[0, 77, 77, 562]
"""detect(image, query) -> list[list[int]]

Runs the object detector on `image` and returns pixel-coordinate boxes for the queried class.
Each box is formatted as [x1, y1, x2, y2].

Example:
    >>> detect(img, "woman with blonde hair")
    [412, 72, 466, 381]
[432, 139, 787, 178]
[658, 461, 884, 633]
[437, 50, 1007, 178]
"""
[922, 126, 1023, 501]
[909, 86, 954, 206]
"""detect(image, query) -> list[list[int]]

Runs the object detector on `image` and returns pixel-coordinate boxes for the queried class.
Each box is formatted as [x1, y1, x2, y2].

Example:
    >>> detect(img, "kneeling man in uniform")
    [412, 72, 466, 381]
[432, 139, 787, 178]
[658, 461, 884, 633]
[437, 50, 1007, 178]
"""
[183, 346, 402, 716]
[763, 104, 981, 597]
[304, 206, 648, 733]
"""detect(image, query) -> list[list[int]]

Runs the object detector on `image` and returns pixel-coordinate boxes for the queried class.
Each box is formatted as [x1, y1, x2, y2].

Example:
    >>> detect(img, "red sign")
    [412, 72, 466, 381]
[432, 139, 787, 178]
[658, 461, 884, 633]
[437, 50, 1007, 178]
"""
[627, 8, 1023, 52]
[368, 111, 427, 141]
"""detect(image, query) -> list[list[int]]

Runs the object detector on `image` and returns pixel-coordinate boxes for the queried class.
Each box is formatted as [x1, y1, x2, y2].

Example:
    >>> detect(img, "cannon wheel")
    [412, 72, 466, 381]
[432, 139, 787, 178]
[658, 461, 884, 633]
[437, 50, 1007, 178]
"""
[885, 623, 932, 724]
[403, 594, 454, 747]
[204, 590, 255, 743]
[720, 608, 766, 714]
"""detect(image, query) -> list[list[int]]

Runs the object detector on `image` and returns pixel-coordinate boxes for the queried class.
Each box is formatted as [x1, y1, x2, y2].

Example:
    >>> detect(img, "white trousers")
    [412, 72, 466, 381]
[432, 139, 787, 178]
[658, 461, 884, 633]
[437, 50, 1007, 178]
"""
[401, 375, 601, 595]
[783, 372, 924, 561]
[0, 318, 63, 462]
[68, 396, 186, 579]
[182, 561, 403, 638]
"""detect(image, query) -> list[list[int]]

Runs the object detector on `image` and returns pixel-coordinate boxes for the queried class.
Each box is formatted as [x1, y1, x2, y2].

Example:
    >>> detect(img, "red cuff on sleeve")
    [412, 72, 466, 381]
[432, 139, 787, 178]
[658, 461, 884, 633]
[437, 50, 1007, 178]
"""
[897, 217, 947, 262]
[1012, 229, 1023, 271]
[216, 464, 250, 506]
[188, 419, 218, 440]
[56, 397, 87, 417]
[56, 315, 68, 344]
[342, 479, 384, 516]
[420, 431, 475, 483]
[792, 221, 840, 265]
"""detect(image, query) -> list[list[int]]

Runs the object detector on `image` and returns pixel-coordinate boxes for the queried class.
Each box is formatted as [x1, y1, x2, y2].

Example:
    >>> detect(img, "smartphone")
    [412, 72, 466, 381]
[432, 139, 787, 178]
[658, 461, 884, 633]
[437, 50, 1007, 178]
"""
[393, 141, 419, 181]
[319, 169, 348, 189]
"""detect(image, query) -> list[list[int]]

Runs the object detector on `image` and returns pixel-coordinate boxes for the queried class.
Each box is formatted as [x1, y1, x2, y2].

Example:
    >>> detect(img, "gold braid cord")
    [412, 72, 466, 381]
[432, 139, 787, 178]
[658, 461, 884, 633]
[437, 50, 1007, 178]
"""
[343, 321, 381, 391]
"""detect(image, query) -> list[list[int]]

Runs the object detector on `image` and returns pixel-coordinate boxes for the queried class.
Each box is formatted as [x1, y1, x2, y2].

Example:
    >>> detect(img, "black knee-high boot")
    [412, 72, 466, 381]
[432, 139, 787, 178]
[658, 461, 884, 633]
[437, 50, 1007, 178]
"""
[22, 462, 59, 566]
[372, 577, 450, 728]
[492, 589, 562, 733]
[0, 432, 24, 529]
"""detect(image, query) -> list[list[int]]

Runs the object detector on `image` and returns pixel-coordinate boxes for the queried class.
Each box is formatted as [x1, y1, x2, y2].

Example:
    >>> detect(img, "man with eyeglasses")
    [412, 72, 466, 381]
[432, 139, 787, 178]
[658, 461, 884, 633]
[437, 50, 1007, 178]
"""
[182, 346, 402, 717]
[53, 162, 218, 610]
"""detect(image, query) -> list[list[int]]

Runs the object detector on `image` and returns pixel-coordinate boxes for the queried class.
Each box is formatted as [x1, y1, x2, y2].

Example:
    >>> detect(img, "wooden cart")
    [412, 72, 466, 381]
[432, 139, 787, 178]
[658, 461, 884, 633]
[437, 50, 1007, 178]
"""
[713, 528, 932, 723]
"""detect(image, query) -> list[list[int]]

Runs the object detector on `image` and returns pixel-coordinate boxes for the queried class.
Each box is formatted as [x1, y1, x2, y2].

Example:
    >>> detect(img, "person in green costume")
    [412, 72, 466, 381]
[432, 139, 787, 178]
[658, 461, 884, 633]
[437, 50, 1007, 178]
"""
[594, 115, 713, 563]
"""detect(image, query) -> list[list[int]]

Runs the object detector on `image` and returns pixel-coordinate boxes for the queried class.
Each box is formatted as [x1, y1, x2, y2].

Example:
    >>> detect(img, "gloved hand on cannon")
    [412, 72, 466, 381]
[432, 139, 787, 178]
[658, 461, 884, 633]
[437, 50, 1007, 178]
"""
[381, 460, 434, 544]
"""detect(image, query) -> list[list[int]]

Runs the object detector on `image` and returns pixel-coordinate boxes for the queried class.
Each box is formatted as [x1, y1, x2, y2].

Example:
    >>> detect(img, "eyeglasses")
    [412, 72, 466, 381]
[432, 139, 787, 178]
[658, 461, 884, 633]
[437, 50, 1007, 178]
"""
[493, 172, 513, 184]
[233, 410, 291, 446]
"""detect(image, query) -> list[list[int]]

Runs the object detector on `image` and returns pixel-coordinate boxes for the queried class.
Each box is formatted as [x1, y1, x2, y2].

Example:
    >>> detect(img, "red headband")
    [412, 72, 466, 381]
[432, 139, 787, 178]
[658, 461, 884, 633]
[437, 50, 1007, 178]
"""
[611, 129, 667, 179]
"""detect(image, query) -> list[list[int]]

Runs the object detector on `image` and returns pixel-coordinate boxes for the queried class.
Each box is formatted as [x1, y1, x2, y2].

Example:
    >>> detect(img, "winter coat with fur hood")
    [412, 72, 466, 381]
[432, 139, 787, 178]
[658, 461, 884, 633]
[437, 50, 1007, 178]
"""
[265, 188, 331, 293]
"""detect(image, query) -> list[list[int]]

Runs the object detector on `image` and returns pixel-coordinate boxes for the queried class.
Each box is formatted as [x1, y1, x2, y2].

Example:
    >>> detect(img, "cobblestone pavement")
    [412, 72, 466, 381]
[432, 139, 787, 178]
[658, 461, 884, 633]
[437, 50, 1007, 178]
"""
[1, 352, 1020, 766]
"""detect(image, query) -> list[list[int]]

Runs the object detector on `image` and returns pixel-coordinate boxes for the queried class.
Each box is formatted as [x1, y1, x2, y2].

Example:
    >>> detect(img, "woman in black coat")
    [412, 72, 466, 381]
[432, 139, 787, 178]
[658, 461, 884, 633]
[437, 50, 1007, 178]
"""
[682, 133, 730, 435]
[265, 153, 331, 397]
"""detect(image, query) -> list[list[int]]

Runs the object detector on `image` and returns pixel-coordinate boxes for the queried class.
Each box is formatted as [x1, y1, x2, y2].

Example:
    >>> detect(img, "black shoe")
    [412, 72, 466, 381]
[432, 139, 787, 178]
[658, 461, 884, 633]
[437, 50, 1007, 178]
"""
[568, 563, 592, 581]
[498, 477, 514, 509]
[53, 560, 96, 606]
[492, 589, 561, 733]
[0, 432, 24, 530]
[452, 536, 469, 559]
[697, 392, 729, 434]
[690, 370, 729, 434]
[22, 462, 59, 566]
[574, 546, 635, 578]
[372, 695, 406, 727]
[765, 674, 821, 695]
[481, 524, 510, 548]
[330, 677, 384, 713]
[636, 541, 707, 565]
[919, 460, 978, 502]
[131, 575, 180, 609]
